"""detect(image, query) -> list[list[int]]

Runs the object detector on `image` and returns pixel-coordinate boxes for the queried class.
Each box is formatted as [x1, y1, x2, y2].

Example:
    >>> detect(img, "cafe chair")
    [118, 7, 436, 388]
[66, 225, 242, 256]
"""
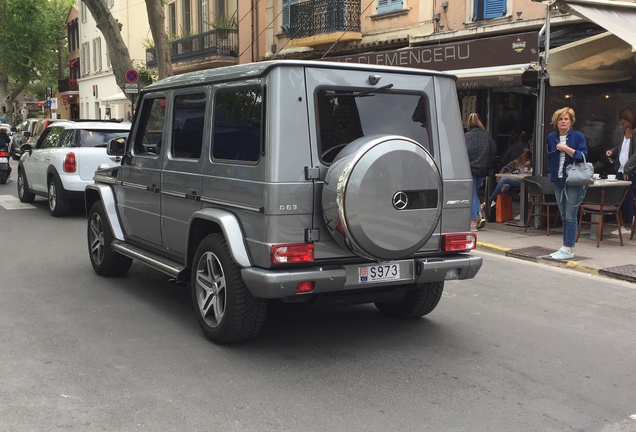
[576, 184, 630, 247]
[523, 176, 559, 235]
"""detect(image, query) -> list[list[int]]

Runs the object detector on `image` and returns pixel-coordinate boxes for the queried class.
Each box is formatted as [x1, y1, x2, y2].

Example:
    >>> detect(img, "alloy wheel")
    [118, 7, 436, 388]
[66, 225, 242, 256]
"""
[88, 211, 105, 265]
[195, 251, 227, 328]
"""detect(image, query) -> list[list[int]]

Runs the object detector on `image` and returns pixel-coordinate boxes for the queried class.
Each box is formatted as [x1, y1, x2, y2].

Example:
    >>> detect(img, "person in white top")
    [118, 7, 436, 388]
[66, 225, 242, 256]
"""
[605, 106, 636, 236]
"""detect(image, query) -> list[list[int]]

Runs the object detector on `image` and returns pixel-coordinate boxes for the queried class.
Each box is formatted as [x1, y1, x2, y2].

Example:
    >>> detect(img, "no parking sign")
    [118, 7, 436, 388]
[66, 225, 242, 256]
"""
[125, 69, 139, 83]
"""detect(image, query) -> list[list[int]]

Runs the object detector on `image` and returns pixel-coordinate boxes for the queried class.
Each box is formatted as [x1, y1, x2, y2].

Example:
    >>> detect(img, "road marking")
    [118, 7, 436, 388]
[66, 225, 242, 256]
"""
[0, 195, 36, 210]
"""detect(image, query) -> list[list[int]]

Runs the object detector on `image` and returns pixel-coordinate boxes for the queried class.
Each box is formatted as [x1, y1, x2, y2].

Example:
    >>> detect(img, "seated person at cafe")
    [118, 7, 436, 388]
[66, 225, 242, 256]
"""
[501, 134, 527, 166]
[484, 140, 533, 210]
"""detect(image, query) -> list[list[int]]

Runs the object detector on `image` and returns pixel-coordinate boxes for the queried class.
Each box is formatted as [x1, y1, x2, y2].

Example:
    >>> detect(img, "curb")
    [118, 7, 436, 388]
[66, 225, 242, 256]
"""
[477, 241, 600, 276]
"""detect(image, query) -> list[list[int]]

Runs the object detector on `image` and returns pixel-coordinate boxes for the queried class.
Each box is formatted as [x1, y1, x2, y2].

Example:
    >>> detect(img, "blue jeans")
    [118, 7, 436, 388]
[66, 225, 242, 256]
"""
[617, 172, 635, 228]
[552, 180, 586, 248]
[490, 178, 521, 202]
[472, 176, 485, 220]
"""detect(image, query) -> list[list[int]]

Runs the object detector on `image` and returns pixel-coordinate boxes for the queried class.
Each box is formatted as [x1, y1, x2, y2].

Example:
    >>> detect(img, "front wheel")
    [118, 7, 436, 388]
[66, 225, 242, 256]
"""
[17, 169, 35, 203]
[87, 201, 133, 276]
[0, 170, 7, 184]
[375, 282, 444, 319]
[191, 233, 267, 344]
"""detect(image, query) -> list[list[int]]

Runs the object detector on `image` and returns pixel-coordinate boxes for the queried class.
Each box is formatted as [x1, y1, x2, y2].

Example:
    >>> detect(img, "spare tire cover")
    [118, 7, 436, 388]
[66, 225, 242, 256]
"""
[322, 135, 442, 261]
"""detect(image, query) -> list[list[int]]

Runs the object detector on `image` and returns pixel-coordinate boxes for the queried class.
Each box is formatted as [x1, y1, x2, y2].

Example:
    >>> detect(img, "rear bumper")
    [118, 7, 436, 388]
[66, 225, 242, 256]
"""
[241, 254, 482, 299]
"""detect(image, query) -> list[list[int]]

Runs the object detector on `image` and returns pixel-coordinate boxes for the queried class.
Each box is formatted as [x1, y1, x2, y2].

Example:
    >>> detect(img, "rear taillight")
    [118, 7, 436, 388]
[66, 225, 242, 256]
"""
[270, 244, 314, 264]
[63, 152, 76, 173]
[0, 151, 7, 158]
[442, 233, 477, 251]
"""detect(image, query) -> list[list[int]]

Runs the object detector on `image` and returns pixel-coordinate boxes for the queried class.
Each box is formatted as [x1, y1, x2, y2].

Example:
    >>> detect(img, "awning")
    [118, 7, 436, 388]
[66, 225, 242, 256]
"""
[34, 100, 47, 107]
[100, 92, 129, 103]
[561, 0, 636, 48]
[548, 31, 636, 86]
[448, 64, 535, 90]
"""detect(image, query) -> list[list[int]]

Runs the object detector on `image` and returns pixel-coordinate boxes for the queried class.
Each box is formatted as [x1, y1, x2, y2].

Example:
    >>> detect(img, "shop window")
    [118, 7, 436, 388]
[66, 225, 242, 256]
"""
[473, 0, 506, 21]
[377, 0, 403, 14]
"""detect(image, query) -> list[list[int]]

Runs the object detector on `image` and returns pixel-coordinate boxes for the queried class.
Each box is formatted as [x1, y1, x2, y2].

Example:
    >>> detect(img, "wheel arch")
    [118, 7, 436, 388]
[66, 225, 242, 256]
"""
[46, 165, 61, 184]
[187, 208, 252, 269]
[85, 185, 125, 240]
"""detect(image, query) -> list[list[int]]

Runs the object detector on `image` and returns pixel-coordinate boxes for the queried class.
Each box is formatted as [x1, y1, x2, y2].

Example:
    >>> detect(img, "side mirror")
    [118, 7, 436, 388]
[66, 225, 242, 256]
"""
[107, 137, 126, 156]
[21, 143, 33, 155]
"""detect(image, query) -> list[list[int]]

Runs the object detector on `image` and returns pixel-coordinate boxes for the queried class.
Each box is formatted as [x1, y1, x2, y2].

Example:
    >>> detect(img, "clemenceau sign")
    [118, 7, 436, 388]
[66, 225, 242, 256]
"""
[328, 32, 538, 88]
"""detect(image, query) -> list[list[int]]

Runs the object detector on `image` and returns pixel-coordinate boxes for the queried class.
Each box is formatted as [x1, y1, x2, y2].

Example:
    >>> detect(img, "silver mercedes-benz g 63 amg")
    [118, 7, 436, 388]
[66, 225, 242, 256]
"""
[85, 60, 482, 344]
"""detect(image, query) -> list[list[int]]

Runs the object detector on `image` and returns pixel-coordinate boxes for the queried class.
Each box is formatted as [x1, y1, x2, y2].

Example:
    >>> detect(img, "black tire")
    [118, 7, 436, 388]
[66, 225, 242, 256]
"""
[48, 175, 70, 217]
[375, 282, 444, 319]
[17, 169, 35, 203]
[191, 233, 267, 344]
[87, 201, 133, 276]
[0, 171, 7, 184]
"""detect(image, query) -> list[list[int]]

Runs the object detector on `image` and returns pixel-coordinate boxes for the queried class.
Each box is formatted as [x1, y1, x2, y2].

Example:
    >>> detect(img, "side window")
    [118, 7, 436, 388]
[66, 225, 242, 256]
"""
[132, 96, 166, 156]
[39, 128, 65, 149]
[473, 0, 506, 20]
[212, 88, 262, 163]
[172, 92, 205, 159]
[377, 0, 403, 14]
[60, 130, 75, 147]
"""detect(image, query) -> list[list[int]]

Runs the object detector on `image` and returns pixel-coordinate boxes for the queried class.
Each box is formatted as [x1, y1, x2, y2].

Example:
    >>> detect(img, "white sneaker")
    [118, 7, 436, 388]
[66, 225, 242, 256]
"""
[611, 226, 631, 236]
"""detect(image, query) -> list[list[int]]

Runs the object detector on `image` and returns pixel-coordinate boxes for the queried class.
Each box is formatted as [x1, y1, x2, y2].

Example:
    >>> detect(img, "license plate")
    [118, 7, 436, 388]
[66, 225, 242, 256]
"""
[359, 262, 400, 283]
[0, 157, 7, 163]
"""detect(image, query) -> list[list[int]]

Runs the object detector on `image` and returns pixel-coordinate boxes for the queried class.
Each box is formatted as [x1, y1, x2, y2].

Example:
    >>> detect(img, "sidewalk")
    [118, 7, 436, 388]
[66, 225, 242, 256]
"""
[475, 219, 636, 283]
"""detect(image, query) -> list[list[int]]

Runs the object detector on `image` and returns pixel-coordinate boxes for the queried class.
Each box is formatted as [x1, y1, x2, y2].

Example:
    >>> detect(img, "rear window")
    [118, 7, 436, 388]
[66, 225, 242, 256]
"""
[78, 129, 129, 147]
[316, 89, 431, 163]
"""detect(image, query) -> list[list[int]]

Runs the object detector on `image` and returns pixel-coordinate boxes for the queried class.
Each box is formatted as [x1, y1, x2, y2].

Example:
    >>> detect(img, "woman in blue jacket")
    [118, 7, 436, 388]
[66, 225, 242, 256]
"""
[546, 107, 588, 260]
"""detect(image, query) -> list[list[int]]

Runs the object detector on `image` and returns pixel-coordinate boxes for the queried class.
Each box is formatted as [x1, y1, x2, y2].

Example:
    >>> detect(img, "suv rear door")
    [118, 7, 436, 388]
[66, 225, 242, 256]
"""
[304, 67, 441, 259]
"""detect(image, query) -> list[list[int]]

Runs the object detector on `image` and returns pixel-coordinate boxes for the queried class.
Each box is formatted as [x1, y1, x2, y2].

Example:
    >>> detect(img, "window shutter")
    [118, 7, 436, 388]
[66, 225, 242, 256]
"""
[282, 0, 295, 30]
[483, 0, 505, 19]
[377, 0, 390, 14]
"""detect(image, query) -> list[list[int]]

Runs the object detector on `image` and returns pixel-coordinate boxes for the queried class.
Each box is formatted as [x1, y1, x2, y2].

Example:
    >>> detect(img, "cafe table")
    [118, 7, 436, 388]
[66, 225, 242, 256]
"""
[494, 172, 532, 226]
[583, 178, 631, 240]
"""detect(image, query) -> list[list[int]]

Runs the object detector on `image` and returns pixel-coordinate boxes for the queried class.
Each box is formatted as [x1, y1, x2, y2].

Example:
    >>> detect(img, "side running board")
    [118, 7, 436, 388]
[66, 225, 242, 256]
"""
[112, 240, 188, 281]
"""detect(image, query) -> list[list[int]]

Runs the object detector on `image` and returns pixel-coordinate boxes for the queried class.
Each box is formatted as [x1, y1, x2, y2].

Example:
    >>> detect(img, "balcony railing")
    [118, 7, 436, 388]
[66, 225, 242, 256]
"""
[289, 0, 360, 39]
[58, 78, 79, 93]
[146, 28, 238, 67]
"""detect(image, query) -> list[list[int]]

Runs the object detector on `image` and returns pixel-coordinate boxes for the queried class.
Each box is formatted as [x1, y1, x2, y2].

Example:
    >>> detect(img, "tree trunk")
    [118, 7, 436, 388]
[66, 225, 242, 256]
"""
[145, 0, 173, 80]
[82, 0, 136, 101]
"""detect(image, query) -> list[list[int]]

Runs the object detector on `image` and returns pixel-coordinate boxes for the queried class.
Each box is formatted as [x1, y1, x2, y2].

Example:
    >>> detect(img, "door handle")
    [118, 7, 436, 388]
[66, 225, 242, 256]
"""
[185, 191, 200, 201]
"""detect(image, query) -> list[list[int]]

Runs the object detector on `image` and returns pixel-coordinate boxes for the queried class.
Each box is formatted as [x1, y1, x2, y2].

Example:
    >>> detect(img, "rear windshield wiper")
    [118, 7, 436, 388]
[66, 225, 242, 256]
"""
[328, 83, 394, 98]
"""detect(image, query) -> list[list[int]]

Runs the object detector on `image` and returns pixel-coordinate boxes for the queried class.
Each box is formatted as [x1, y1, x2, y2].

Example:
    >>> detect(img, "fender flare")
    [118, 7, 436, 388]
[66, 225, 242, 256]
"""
[85, 185, 125, 241]
[188, 208, 251, 268]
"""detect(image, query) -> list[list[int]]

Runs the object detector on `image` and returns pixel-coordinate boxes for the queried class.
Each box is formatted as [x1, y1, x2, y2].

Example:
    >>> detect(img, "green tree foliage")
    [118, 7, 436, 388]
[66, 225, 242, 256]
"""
[0, 0, 73, 122]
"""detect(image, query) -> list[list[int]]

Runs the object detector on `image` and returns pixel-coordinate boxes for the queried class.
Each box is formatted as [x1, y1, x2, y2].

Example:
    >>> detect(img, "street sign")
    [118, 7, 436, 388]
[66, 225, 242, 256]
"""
[125, 83, 139, 94]
[125, 69, 139, 83]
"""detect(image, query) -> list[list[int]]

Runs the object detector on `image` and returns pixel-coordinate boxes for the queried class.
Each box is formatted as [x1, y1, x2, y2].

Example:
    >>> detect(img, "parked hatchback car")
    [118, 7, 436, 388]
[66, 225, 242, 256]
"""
[85, 60, 482, 344]
[10, 118, 40, 160]
[18, 120, 131, 216]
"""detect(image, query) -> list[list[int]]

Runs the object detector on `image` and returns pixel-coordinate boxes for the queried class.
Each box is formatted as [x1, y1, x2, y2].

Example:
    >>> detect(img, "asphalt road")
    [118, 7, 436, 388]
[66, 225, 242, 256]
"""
[1, 176, 635, 431]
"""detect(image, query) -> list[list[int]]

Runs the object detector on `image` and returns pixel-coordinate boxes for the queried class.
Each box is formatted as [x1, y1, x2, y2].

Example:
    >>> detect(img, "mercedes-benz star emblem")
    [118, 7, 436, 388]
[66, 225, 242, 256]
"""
[392, 191, 408, 210]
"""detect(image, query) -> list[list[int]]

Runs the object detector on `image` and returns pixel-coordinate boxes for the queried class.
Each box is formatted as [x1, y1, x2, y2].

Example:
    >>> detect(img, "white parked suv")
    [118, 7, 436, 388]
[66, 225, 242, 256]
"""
[17, 120, 131, 216]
